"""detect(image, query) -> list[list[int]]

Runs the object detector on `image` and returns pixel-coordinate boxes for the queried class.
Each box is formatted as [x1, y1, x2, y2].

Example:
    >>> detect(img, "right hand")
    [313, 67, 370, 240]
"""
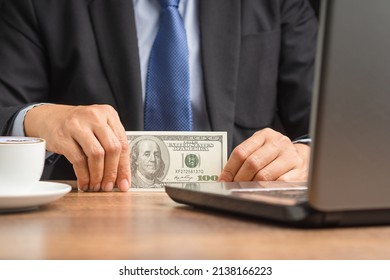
[219, 128, 310, 182]
[24, 104, 131, 192]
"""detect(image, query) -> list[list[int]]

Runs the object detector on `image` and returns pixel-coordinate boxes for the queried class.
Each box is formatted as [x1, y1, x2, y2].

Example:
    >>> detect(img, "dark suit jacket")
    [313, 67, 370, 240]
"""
[0, 0, 317, 180]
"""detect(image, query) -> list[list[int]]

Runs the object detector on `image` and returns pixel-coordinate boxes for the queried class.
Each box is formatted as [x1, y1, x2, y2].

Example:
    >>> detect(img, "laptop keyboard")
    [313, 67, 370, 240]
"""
[254, 189, 308, 202]
[230, 187, 308, 203]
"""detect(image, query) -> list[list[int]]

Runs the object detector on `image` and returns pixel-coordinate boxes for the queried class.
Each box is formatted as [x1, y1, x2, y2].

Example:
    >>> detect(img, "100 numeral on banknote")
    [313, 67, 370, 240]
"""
[126, 132, 227, 188]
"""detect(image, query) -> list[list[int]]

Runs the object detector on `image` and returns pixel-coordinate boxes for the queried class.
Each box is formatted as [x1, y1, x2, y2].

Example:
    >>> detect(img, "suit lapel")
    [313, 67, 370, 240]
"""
[199, 0, 241, 143]
[89, 0, 143, 130]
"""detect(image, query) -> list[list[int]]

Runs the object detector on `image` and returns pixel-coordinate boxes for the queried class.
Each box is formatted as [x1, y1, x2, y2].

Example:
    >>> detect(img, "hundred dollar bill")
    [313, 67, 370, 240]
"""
[126, 131, 227, 189]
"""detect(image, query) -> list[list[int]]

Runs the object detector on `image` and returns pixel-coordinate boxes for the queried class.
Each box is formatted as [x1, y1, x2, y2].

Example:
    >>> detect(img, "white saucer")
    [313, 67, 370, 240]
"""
[0, 181, 71, 213]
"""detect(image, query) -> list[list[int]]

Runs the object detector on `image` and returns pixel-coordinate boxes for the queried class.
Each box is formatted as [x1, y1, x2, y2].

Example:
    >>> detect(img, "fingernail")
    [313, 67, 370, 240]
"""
[119, 179, 129, 191]
[78, 185, 88, 192]
[104, 182, 114, 192]
[93, 184, 101, 192]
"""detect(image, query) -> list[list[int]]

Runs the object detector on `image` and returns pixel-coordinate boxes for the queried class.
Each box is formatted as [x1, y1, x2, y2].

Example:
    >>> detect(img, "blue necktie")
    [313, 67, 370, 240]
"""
[144, 0, 192, 131]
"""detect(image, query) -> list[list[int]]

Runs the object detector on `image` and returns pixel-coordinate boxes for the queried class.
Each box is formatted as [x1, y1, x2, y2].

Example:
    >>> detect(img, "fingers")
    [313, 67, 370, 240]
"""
[115, 141, 131, 192]
[219, 131, 267, 181]
[66, 140, 90, 191]
[76, 105, 130, 192]
[233, 142, 280, 181]
[252, 152, 297, 181]
[71, 123, 129, 192]
[79, 124, 120, 192]
[276, 143, 310, 182]
[107, 111, 131, 192]
[220, 128, 310, 182]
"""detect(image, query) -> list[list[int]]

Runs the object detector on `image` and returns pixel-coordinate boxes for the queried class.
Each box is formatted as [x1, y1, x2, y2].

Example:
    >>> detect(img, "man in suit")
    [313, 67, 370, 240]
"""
[0, 0, 317, 191]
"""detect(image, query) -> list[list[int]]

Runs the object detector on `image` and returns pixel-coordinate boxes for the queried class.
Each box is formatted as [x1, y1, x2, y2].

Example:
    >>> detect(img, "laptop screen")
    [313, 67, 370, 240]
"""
[308, 0, 390, 211]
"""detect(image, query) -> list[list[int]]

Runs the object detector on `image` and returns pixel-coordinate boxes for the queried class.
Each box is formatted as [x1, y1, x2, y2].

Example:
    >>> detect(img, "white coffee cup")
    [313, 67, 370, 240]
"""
[0, 136, 46, 195]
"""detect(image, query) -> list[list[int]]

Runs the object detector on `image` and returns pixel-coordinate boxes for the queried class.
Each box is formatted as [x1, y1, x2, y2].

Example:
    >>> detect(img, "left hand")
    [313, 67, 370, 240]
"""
[219, 128, 310, 182]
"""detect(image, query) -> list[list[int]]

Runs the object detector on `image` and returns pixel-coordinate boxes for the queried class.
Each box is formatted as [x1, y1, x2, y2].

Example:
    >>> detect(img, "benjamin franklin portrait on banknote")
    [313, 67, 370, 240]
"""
[130, 136, 169, 188]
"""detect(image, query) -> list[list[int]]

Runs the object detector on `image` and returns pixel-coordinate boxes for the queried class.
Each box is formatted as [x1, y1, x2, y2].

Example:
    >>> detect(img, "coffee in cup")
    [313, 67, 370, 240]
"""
[0, 137, 45, 195]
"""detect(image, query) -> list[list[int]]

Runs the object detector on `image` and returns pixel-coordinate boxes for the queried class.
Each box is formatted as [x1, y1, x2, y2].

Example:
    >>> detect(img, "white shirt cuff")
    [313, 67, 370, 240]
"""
[292, 138, 312, 145]
[11, 103, 55, 159]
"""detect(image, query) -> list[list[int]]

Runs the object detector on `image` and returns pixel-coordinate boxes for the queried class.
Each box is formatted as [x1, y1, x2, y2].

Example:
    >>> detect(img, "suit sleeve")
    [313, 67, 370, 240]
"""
[0, 0, 49, 134]
[277, 0, 318, 140]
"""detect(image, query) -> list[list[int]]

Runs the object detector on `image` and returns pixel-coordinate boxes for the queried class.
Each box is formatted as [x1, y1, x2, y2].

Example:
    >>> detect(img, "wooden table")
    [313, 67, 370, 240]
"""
[0, 181, 389, 260]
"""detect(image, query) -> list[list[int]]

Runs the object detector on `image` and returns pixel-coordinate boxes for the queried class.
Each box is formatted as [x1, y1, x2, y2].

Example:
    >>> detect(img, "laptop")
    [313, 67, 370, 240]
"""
[164, 0, 390, 227]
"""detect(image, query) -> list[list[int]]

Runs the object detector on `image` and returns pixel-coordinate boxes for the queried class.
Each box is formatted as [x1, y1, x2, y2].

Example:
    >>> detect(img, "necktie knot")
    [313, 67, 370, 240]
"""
[159, 0, 179, 9]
